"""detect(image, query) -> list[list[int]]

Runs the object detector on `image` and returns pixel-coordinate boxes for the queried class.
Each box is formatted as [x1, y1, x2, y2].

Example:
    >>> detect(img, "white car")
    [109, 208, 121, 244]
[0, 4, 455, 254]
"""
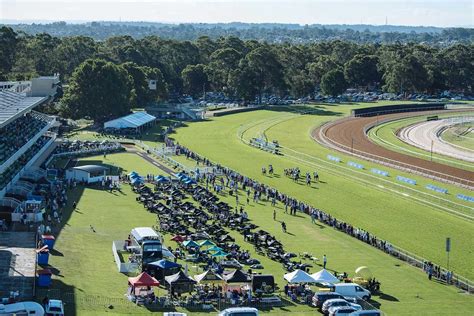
[349, 310, 382, 316]
[218, 307, 259, 316]
[329, 305, 361, 315]
[322, 298, 361, 314]
[45, 299, 64, 316]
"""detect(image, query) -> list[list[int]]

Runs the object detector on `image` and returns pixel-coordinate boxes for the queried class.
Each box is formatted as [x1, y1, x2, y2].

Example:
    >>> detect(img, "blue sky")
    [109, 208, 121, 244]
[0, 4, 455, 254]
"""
[1, 0, 472, 27]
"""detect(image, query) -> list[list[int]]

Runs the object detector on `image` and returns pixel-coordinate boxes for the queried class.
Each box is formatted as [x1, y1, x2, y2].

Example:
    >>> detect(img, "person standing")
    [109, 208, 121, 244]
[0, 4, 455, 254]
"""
[323, 254, 327, 269]
[273, 210, 276, 221]
[281, 221, 287, 233]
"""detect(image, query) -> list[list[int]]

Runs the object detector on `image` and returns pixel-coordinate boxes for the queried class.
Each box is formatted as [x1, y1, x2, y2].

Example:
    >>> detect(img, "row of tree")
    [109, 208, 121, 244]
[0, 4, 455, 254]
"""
[0, 26, 472, 121]
[8, 22, 474, 44]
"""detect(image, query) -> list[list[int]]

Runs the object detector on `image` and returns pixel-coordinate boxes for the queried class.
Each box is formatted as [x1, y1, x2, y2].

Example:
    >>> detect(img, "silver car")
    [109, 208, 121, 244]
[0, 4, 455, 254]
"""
[322, 298, 362, 314]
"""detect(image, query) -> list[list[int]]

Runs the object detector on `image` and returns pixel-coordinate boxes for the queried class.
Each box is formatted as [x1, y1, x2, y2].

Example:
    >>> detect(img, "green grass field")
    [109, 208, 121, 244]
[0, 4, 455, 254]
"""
[441, 122, 474, 152]
[367, 113, 474, 172]
[45, 152, 474, 315]
[172, 106, 474, 280]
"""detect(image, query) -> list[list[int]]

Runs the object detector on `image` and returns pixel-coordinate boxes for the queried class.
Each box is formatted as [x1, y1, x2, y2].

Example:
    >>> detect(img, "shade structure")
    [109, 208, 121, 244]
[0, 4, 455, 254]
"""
[355, 266, 373, 280]
[211, 250, 228, 258]
[104, 111, 156, 129]
[194, 270, 224, 284]
[207, 245, 223, 252]
[128, 171, 139, 177]
[310, 269, 339, 283]
[223, 269, 250, 284]
[130, 177, 144, 185]
[170, 235, 186, 242]
[199, 240, 215, 247]
[155, 175, 170, 183]
[165, 271, 197, 285]
[149, 259, 181, 270]
[128, 272, 160, 287]
[283, 269, 316, 283]
[182, 240, 200, 248]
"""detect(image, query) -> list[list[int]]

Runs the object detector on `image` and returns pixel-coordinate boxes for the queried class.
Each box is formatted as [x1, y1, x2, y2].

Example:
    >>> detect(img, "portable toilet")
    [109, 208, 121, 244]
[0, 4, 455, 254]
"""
[37, 269, 52, 287]
[37, 245, 50, 265]
[42, 235, 56, 250]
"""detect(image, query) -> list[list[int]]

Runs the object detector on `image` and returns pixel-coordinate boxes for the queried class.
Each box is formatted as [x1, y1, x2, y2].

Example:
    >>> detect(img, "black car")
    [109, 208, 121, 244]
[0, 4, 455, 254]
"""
[312, 292, 346, 308]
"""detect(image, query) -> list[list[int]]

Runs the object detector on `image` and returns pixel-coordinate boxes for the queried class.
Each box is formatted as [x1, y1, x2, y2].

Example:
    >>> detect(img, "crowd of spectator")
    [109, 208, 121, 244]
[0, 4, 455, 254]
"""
[0, 136, 52, 191]
[0, 112, 50, 165]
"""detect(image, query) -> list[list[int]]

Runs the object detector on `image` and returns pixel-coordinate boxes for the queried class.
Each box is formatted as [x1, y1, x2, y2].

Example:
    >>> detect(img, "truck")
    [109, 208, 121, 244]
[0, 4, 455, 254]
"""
[130, 227, 163, 270]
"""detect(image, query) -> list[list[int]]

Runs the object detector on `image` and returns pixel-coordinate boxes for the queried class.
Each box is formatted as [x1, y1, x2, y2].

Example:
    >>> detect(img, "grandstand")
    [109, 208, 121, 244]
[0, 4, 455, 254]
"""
[0, 76, 60, 222]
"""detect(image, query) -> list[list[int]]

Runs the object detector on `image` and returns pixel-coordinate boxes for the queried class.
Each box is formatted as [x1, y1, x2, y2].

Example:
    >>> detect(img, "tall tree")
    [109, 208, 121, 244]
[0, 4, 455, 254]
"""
[181, 64, 209, 98]
[61, 59, 134, 122]
[0, 26, 18, 76]
[344, 55, 380, 88]
[321, 69, 348, 96]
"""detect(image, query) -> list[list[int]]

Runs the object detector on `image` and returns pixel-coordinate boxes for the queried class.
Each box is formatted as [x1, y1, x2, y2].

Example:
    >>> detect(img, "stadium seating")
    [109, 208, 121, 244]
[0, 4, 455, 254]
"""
[0, 136, 51, 191]
[0, 112, 49, 165]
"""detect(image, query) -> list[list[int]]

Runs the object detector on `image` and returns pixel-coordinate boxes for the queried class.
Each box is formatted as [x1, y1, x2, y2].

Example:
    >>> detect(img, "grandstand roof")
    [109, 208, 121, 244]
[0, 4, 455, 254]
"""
[0, 91, 48, 128]
[104, 112, 156, 129]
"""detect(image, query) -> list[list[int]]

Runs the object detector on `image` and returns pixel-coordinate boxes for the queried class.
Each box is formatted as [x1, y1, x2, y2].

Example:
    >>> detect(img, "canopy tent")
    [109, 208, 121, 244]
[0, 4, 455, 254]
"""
[194, 270, 224, 284]
[199, 240, 215, 247]
[128, 272, 160, 287]
[283, 269, 316, 284]
[130, 177, 144, 185]
[223, 270, 250, 284]
[165, 271, 197, 294]
[128, 171, 139, 177]
[207, 245, 223, 252]
[149, 259, 181, 270]
[104, 111, 156, 130]
[155, 175, 170, 182]
[182, 240, 200, 248]
[211, 250, 228, 258]
[170, 235, 186, 242]
[310, 269, 339, 284]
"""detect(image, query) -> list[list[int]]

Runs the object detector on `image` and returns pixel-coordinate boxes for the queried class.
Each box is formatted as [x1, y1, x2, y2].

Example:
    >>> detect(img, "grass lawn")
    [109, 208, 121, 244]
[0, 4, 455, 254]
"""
[367, 112, 474, 172]
[45, 152, 474, 316]
[172, 106, 474, 279]
[440, 122, 474, 152]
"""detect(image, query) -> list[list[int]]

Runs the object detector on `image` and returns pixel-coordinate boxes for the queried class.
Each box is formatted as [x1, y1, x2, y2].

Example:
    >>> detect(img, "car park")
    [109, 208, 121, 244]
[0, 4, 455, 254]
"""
[312, 292, 355, 308]
[322, 298, 362, 314]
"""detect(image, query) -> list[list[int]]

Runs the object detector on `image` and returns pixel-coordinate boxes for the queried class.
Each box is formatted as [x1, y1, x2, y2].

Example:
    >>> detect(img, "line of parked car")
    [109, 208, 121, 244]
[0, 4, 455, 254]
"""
[312, 283, 381, 316]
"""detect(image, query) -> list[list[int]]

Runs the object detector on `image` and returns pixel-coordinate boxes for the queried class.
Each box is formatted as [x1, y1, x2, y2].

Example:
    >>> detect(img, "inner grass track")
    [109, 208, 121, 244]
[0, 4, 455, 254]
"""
[441, 121, 474, 152]
[367, 112, 474, 172]
[48, 152, 474, 315]
[172, 106, 474, 280]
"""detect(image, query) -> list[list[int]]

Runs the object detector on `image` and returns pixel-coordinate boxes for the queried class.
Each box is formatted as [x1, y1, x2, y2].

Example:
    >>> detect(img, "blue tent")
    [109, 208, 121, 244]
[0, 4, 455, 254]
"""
[131, 177, 144, 184]
[155, 175, 170, 182]
[149, 259, 181, 269]
[128, 171, 139, 177]
[182, 240, 200, 248]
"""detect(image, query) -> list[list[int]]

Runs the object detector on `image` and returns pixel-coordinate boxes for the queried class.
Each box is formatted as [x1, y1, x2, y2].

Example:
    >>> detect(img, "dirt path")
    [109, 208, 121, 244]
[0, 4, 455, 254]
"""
[313, 110, 474, 188]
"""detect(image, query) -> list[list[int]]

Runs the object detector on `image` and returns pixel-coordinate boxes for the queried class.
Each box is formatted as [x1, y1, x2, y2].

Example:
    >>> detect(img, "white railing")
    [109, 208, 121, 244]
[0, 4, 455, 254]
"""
[112, 240, 139, 273]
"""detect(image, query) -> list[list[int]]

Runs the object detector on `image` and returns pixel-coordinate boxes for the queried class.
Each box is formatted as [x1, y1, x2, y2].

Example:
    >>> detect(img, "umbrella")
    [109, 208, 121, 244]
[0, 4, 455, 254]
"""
[171, 235, 186, 242]
[199, 240, 215, 247]
[211, 250, 228, 258]
[355, 266, 373, 280]
[182, 240, 200, 248]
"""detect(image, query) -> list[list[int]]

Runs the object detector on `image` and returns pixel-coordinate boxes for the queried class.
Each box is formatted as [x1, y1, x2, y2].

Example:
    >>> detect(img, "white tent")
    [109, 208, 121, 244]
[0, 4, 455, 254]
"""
[310, 269, 339, 283]
[104, 112, 156, 130]
[283, 269, 316, 283]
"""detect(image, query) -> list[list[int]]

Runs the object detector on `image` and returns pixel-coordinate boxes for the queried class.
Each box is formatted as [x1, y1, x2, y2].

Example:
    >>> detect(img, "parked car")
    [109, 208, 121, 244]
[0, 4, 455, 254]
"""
[45, 299, 64, 316]
[312, 292, 350, 308]
[349, 310, 382, 316]
[322, 298, 362, 314]
[0, 302, 44, 315]
[329, 306, 359, 315]
[333, 283, 371, 300]
[219, 307, 259, 316]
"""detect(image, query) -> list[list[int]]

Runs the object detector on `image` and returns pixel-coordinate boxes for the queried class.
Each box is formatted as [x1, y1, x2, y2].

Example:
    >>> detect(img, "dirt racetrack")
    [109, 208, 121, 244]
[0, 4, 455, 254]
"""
[314, 110, 474, 188]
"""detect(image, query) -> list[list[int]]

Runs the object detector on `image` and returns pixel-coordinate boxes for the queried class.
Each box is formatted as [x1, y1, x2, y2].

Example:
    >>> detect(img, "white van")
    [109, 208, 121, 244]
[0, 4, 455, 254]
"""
[333, 283, 371, 300]
[218, 307, 259, 316]
[0, 302, 45, 315]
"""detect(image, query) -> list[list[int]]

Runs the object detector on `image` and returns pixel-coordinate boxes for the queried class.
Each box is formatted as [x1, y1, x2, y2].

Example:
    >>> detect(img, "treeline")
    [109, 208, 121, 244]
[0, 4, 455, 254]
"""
[0, 26, 472, 121]
[5, 22, 474, 44]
